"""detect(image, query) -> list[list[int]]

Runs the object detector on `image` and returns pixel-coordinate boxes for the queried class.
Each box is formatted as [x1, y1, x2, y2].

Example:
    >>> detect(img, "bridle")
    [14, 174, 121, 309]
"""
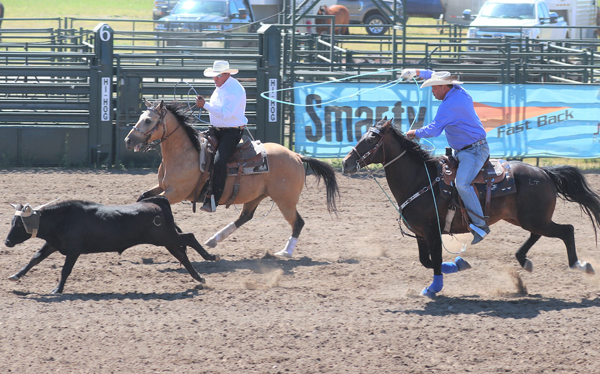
[351, 126, 406, 171]
[130, 106, 181, 152]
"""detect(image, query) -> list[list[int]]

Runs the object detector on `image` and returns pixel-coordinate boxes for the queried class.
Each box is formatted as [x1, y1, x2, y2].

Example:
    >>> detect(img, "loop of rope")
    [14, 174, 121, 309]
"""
[260, 68, 408, 107]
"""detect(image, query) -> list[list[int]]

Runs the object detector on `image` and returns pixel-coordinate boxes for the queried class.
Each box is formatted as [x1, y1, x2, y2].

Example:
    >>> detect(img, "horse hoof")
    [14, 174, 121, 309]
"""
[274, 249, 292, 258]
[421, 287, 437, 299]
[571, 260, 594, 275]
[455, 256, 471, 271]
[213, 255, 221, 262]
[204, 238, 217, 248]
[8, 274, 19, 281]
[585, 263, 595, 275]
[523, 259, 533, 273]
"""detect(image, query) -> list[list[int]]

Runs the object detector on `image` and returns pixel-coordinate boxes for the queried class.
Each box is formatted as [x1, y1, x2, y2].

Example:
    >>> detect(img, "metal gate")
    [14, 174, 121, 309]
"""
[0, 23, 283, 167]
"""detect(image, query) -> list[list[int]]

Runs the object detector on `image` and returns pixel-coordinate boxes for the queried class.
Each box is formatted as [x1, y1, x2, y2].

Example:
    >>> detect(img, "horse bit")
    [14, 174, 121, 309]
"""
[130, 106, 180, 152]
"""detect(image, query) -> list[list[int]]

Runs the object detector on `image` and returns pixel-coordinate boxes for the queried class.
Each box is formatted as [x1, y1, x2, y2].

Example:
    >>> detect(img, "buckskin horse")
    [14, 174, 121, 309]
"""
[124, 100, 339, 257]
[315, 5, 350, 35]
[342, 117, 600, 297]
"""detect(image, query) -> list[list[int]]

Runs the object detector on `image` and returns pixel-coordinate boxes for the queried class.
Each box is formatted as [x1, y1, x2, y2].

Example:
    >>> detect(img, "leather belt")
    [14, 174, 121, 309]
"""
[212, 126, 245, 131]
[459, 138, 487, 151]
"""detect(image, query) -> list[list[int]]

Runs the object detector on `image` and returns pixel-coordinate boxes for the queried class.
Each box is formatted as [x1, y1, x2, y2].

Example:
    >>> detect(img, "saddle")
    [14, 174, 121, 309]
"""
[193, 130, 269, 212]
[437, 147, 516, 233]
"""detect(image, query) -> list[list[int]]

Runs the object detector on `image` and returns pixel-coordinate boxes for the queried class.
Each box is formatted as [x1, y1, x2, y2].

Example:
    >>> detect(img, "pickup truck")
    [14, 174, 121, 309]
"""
[462, 0, 568, 50]
[327, 0, 444, 35]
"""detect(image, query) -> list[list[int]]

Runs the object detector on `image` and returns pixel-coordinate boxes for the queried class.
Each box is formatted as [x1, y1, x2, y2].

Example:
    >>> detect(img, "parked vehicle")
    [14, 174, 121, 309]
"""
[153, 0, 445, 36]
[153, 0, 179, 20]
[335, 0, 444, 35]
[154, 0, 256, 33]
[405, 0, 445, 19]
[462, 0, 568, 50]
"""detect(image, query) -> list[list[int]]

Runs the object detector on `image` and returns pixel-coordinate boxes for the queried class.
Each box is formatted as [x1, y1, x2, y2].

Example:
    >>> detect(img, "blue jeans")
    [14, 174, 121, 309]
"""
[455, 143, 490, 227]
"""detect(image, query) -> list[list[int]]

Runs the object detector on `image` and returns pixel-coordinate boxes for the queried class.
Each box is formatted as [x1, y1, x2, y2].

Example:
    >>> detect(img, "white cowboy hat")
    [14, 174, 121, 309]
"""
[204, 60, 239, 77]
[420, 71, 463, 88]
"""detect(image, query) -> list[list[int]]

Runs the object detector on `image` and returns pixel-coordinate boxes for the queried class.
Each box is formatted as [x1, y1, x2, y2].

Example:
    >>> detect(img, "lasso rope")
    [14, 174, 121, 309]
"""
[260, 68, 407, 107]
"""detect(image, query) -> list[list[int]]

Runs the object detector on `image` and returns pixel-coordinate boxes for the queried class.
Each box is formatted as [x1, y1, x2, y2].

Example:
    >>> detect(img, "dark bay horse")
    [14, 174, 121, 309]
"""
[342, 118, 600, 297]
[315, 5, 350, 35]
[124, 100, 339, 257]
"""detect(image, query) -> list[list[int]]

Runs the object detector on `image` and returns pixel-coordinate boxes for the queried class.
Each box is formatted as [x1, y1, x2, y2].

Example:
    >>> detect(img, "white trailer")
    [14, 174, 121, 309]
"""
[545, 0, 597, 38]
[443, 0, 597, 36]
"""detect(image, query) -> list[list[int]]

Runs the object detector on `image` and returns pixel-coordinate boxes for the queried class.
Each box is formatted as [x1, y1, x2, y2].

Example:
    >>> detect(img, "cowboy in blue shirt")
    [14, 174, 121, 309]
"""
[404, 69, 491, 245]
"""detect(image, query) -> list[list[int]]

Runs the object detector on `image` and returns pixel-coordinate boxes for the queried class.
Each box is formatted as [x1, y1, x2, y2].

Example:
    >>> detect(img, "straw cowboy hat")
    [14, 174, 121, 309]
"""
[421, 71, 463, 88]
[204, 60, 239, 77]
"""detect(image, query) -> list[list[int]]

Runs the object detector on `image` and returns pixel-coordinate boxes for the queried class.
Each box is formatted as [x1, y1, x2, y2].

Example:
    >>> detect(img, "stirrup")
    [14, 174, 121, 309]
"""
[200, 195, 216, 213]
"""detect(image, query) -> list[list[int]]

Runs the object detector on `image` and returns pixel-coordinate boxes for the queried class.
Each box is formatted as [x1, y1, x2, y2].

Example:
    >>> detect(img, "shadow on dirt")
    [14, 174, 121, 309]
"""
[161, 255, 333, 276]
[14, 288, 204, 302]
[387, 295, 600, 319]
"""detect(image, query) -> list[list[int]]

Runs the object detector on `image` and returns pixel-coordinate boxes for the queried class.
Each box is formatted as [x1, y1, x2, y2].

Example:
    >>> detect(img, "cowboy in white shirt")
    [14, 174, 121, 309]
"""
[195, 61, 248, 213]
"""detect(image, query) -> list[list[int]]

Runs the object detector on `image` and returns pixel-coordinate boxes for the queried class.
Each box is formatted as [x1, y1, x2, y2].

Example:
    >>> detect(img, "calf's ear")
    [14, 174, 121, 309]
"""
[34, 198, 59, 211]
[10, 203, 22, 211]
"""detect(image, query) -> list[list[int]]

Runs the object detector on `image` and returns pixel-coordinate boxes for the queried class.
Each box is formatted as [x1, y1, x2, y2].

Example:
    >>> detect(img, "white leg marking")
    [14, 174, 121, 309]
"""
[204, 222, 237, 248]
[274, 237, 298, 258]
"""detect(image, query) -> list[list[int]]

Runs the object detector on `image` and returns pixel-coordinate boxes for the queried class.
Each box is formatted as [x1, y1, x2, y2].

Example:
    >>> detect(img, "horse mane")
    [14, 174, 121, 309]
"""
[387, 122, 440, 167]
[154, 100, 201, 152]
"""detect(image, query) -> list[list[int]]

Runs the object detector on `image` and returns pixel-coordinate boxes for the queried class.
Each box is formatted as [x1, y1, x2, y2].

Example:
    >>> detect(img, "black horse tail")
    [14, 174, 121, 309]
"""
[543, 165, 600, 239]
[300, 156, 340, 214]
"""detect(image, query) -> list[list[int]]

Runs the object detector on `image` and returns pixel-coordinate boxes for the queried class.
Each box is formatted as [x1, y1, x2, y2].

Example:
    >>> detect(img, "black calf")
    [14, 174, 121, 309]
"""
[4, 196, 218, 294]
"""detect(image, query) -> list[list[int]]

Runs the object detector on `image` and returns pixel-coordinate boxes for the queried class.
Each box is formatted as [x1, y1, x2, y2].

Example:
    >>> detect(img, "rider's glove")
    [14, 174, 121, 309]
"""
[400, 69, 418, 80]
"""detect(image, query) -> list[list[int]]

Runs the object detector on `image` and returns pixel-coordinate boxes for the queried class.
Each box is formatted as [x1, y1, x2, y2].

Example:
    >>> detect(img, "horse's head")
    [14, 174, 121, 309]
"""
[124, 98, 169, 152]
[342, 117, 394, 174]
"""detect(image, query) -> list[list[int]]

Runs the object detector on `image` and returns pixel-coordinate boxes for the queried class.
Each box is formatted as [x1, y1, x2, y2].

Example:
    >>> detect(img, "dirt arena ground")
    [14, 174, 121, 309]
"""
[1, 167, 600, 373]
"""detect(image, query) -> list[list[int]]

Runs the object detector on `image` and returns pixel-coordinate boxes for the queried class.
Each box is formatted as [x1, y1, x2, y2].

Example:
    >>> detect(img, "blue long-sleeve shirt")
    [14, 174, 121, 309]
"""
[414, 70, 486, 151]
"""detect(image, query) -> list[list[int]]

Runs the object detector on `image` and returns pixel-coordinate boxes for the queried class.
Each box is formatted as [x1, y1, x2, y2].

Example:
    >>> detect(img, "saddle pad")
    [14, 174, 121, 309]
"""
[227, 141, 269, 176]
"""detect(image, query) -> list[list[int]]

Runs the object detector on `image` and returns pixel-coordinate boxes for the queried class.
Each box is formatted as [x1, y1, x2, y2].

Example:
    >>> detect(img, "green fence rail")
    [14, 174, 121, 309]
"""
[1, 18, 600, 165]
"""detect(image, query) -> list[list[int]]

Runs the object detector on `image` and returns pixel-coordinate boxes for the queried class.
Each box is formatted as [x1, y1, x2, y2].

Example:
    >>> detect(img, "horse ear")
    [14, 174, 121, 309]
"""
[143, 97, 152, 109]
[158, 100, 165, 111]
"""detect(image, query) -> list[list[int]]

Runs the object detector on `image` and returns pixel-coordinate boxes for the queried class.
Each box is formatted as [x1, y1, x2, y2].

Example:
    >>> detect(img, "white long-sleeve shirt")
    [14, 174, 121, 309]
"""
[203, 77, 248, 128]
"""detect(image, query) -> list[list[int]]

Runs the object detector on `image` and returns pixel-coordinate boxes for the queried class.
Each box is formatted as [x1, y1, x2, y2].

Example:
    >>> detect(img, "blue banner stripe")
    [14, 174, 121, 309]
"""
[293, 83, 600, 158]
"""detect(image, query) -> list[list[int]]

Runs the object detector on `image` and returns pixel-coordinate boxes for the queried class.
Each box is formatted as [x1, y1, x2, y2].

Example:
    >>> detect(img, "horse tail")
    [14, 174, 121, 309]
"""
[543, 165, 600, 238]
[300, 156, 340, 214]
